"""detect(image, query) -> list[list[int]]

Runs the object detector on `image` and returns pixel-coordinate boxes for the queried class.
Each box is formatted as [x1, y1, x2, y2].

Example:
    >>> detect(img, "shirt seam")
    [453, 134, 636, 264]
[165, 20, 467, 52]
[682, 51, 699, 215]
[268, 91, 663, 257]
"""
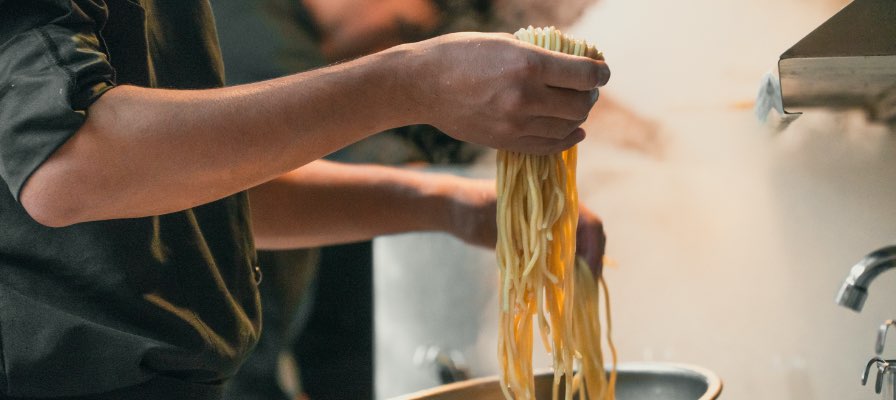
[8, 28, 81, 203]
[34, 28, 78, 95]
[12, 28, 115, 203]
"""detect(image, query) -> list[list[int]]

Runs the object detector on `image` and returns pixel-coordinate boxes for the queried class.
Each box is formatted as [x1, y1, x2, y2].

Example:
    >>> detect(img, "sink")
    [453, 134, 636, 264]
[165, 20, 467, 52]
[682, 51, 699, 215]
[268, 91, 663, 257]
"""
[391, 362, 723, 400]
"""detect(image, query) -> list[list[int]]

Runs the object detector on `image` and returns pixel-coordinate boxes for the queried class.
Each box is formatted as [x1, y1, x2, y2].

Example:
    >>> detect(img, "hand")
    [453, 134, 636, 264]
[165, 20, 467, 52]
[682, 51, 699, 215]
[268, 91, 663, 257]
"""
[575, 205, 607, 279]
[446, 177, 607, 278]
[410, 32, 610, 155]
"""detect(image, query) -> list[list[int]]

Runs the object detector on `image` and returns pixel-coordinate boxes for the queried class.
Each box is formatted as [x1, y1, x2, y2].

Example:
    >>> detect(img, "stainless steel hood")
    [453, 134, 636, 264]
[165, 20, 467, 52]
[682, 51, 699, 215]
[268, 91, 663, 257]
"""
[766, 0, 896, 122]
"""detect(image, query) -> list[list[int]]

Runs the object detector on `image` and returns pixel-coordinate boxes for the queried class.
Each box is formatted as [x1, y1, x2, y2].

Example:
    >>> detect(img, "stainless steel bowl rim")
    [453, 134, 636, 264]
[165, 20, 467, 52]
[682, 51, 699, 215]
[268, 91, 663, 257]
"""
[391, 362, 723, 400]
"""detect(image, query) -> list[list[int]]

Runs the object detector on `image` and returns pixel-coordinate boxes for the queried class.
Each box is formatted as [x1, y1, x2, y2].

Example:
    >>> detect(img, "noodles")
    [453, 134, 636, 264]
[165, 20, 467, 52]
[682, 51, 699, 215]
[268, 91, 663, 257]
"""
[570, 257, 617, 400]
[496, 26, 616, 400]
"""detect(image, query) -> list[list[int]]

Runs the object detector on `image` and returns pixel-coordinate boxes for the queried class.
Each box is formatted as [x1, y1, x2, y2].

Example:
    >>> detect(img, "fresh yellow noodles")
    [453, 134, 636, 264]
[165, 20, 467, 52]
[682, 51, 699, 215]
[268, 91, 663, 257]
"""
[495, 26, 616, 400]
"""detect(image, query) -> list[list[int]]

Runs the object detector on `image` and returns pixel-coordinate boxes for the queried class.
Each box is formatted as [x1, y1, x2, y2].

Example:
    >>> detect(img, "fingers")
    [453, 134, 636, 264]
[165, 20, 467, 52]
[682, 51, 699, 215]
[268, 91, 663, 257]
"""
[506, 128, 586, 155]
[522, 116, 589, 140]
[576, 207, 606, 279]
[423, 32, 609, 155]
[539, 51, 611, 91]
[533, 87, 599, 121]
[510, 36, 610, 90]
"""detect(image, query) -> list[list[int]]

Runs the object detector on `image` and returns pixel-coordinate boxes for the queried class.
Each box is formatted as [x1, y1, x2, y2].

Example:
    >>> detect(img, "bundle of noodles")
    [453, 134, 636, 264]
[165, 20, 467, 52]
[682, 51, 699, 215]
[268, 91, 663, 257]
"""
[495, 26, 616, 400]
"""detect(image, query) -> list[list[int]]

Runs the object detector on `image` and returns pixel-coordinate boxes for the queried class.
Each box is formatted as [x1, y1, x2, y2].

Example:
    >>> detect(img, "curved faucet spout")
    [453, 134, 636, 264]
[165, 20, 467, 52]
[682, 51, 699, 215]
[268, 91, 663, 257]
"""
[836, 246, 896, 312]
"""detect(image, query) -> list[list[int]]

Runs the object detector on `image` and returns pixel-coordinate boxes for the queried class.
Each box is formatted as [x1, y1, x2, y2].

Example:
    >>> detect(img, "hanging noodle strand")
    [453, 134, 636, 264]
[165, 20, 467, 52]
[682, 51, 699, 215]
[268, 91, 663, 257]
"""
[496, 25, 617, 400]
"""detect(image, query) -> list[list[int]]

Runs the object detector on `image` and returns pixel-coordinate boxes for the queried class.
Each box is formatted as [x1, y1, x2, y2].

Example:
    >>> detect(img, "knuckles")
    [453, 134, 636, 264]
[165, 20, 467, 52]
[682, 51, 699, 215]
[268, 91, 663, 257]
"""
[504, 50, 543, 81]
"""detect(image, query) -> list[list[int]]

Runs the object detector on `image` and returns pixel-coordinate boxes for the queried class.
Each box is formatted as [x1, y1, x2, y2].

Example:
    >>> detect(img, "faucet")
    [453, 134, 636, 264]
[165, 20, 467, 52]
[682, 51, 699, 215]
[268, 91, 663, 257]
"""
[836, 246, 896, 312]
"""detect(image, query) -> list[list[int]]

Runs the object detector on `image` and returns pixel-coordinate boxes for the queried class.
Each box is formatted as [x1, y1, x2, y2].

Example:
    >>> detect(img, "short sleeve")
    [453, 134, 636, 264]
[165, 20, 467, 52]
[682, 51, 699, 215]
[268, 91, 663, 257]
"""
[0, 0, 115, 201]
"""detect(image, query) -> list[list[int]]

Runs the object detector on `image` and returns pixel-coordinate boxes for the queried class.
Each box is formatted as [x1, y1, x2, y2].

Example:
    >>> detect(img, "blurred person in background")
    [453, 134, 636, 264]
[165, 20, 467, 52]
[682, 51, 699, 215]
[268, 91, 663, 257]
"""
[211, 1, 600, 399]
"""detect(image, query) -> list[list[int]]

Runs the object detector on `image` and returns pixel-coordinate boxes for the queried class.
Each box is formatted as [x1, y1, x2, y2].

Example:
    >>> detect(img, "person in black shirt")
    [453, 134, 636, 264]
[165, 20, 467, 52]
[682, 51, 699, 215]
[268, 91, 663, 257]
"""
[0, 0, 610, 398]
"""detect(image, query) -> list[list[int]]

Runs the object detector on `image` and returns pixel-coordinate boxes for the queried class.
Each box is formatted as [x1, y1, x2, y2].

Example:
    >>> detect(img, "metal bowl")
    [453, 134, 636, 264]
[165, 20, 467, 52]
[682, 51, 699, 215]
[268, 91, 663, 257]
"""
[391, 362, 723, 400]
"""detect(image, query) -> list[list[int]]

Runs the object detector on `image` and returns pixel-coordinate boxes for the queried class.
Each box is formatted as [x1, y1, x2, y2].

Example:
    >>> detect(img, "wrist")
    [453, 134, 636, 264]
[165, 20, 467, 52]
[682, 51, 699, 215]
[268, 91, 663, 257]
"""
[380, 40, 436, 127]
[422, 173, 497, 248]
[412, 172, 460, 234]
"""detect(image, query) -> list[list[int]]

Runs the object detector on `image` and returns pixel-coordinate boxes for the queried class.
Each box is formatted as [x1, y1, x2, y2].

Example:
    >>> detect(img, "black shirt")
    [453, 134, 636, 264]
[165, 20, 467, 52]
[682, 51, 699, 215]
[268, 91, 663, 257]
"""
[0, 0, 260, 398]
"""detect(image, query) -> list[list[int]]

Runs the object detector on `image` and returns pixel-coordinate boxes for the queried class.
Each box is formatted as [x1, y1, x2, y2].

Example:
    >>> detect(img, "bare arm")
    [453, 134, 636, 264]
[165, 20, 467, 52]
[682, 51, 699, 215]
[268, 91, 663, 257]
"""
[21, 48, 413, 226]
[248, 160, 488, 249]
[21, 33, 609, 227]
[250, 159, 606, 274]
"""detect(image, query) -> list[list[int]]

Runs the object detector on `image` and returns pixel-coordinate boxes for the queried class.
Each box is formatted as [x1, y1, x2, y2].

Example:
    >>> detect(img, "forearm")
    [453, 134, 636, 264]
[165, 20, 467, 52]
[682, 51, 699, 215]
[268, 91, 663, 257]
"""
[249, 160, 467, 249]
[20, 32, 609, 227]
[21, 46, 419, 226]
[248, 159, 605, 275]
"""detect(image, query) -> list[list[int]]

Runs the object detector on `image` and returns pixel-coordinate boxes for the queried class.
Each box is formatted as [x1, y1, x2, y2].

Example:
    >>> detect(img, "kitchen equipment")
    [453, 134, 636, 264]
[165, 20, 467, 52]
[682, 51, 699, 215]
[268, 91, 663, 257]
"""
[757, 0, 896, 123]
[835, 245, 896, 312]
[390, 362, 722, 400]
[862, 357, 889, 395]
[837, 248, 896, 397]
[854, 319, 896, 398]
[877, 320, 896, 355]
[861, 357, 896, 399]
[882, 367, 896, 400]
